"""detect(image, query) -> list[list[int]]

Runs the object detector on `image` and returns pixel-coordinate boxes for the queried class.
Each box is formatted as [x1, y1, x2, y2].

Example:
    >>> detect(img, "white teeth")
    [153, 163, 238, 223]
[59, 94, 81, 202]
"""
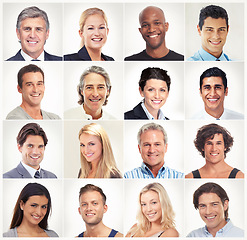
[86, 153, 93, 157]
[211, 153, 218, 156]
[206, 216, 216, 219]
[152, 100, 161, 104]
[92, 38, 102, 42]
[86, 213, 94, 216]
[32, 215, 40, 219]
[149, 35, 158, 38]
[208, 99, 218, 102]
[28, 41, 37, 44]
[90, 99, 100, 102]
[31, 94, 40, 97]
[31, 156, 39, 159]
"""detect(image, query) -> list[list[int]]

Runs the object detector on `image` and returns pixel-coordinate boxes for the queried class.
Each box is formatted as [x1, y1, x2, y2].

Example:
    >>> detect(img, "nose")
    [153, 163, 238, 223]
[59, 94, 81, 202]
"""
[148, 23, 155, 32]
[146, 203, 152, 212]
[92, 88, 99, 97]
[32, 85, 38, 92]
[154, 90, 160, 98]
[94, 28, 100, 36]
[29, 28, 36, 38]
[209, 87, 216, 96]
[205, 205, 212, 215]
[149, 145, 155, 153]
[211, 143, 217, 151]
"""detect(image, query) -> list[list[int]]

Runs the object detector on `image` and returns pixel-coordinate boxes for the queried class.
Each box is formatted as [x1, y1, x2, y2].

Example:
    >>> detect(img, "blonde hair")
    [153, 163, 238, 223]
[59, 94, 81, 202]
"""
[78, 123, 121, 178]
[79, 8, 108, 48]
[130, 183, 176, 236]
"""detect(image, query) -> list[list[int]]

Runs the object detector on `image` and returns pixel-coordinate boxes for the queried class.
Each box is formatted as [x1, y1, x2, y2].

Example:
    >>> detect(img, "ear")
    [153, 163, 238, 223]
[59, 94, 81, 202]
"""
[17, 144, 22, 153]
[164, 143, 168, 154]
[16, 28, 21, 41]
[45, 29, 50, 40]
[79, 29, 83, 38]
[199, 88, 202, 97]
[103, 204, 108, 213]
[223, 200, 229, 211]
[197, 25, 201, 36]
[17, 85, 22, 94]
[20, 200, 24, 210]
[224, 87, 228, 96]
[138, 144, 141, 154]
[107, 28, 109, 35]
[165, 22, 169, 32]
[138, 27, 142, 35]
[78, 207, 81, 215]
[139, 87, 144, 97]
[227, 25, 229, 32]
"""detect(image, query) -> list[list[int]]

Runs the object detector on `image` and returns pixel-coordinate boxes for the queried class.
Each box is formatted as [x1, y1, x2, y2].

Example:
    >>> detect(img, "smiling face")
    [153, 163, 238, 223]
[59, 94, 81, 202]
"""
[20, 195, 48, 226]
[18, 135, 45, 170]
[198, 17, 228, 58]
[16, 17, 49, 59]
[79, 14, 108, 51]
[198, 193, 228, 236]
[78, 190, 107, 226]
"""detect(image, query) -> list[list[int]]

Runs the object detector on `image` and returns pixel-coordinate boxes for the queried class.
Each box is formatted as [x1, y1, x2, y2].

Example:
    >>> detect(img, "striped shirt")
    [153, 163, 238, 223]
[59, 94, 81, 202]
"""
[124, 162, 184, 179]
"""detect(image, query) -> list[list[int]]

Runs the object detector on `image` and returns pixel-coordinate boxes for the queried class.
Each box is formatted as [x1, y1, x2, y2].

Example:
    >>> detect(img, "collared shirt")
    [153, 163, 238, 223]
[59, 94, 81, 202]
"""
[187, 219, 244, 237]
[124, 162, 184, 179]
[141, 102, 167, 120]
[21, 161, 40, 178]
[187, 47, 231, 61]
[21, 50, 44, 61]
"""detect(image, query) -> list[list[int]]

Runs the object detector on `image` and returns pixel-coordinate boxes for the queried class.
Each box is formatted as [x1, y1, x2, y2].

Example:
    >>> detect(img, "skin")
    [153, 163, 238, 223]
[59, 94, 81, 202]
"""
[138, 130, 167, 177]
[16, 17, 49, 59]
[18, 72, 45, 119]
[139, 6, 169, 58]
[198, 193, 228, 237]
[18, 135, 45, 170]
[197, 17, 229, 58]
[81, 73, 109, 120]
[140, 79, 169, 119]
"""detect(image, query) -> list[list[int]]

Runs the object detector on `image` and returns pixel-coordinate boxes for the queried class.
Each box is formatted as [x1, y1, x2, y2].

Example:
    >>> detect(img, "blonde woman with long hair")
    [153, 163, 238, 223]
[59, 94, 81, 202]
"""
[126, 182, 178, 237]
[78, 123, 121, 178]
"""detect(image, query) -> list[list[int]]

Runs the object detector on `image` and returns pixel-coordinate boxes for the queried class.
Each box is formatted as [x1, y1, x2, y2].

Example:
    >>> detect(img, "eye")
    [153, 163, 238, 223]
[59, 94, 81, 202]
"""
[27, 144, 33, 148]
[147, 88, 154, 92]
[160, 89, 166, 92]
[99, 26, 106, 30]
[38, 145, 44, 149]
[141, 203, 146, 206]
[155, 143, 161, 146]
[85, 86, 92, 90]
[23, 27, 31, 31]
[141, 24, 148, 28]
[89, 143, 95, 146]
[42, 205, 47, 209]
[151, 201, 157, 204]
[36, 27, 43, 32]
[87, 27, 94, 30]
[154, 22, 161, 26]
[80, 143, 85, 147]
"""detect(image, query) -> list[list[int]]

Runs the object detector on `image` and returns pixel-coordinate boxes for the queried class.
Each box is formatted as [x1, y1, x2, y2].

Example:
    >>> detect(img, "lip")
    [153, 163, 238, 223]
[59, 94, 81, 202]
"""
[92, 37, 103, 42]
[205, 215, 216, 221]
[32, 214, 41, 220]
[27, 40, 39, 44]
[31, 93, 41, 97]
[30, 155, 41, 160]
[207, 98, 219, 103]
[152, 100, 162, 104]
[89, 98, 101, 102]
[85, 153, 93, 157]
[209, 40, 221, 45]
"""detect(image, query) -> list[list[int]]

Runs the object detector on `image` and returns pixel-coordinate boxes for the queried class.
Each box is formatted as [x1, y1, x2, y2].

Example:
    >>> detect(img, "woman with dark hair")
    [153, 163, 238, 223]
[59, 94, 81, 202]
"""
[3, 183, 58, 237]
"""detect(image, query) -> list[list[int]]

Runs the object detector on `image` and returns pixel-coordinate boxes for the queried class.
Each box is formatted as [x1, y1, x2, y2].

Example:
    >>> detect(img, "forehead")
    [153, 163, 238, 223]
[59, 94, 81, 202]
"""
[202, 76, 223, 86]
[85, 14, 106, 26]
[24, 135, 44, 145]
[80, 190, 103, 203]
[83, 73, 106, 86]
[79, 132, 101, 143]
[140, 7, 165, 23]
[141, 190, 159, 201]
[22, 72, 44, 82]
[206, 133, 224, 142]
[199, 192, 221, 203]
[203, 17, 227, 28]
[140, 129, 164, 142]
[144, 79, 168, 88]
[27, 195, 48, 203]
[20, 17, 46, 28]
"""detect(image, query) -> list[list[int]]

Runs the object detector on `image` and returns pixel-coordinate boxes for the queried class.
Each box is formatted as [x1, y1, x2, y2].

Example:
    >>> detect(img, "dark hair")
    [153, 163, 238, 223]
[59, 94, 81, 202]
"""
[139, 67, 171, 91]
[79, 184, 106, 205]
[17, 123, 48, 147]
[193, 182, 229, 220]
[10, 183, 51, 229]
[200, 67, 227, 92]
[194, 123, 233, 158]
[18, 64, 44, 89]
[198, 5, 229, 30]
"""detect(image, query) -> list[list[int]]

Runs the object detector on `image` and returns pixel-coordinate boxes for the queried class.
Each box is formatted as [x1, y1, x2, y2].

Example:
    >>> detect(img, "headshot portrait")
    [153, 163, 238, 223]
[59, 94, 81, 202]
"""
[63, 3, 123, 61]
[3, 3, 63, 61]
[124, 3, 184, 61]
[185, 3, 244, 61]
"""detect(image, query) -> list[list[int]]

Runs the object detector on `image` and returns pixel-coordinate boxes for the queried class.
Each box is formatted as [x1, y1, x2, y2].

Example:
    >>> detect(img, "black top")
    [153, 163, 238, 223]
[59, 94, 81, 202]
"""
[124, 49, 184, 61]
[192, 168, 240, 179]
[64, 46, 114, 61]
[78, 229, 118, 237]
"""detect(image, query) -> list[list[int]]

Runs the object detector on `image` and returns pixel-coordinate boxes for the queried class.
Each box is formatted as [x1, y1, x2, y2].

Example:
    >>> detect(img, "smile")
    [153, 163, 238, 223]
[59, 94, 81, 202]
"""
[89, 99, 101, 102]
[27, 40, 38, 44]
[32, 214, 41, 220]
[209, 40, 221, 45]
[30, 155, 40, 160]
[205, 215, 216, 220]
[152, 100, 162, 104]
[31, 93, 41, 97]
[85, 153, 93, 157]
[92, 38, 103, 42]
[86, 213, 95, 216]
[207, 98, 219, 102]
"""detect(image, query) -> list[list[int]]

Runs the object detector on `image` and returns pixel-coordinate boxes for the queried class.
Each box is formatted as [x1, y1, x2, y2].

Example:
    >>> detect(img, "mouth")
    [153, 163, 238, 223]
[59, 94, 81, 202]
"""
[30, 155, 41, 160]
[148, 33, 160, 39]
[209, 40, 221, 45]
[85, 213, 95, 217]
[31, 93, 41, 97]
[152, 100, 162, 104]
[207, 98, 219, 103]
[32, 214, 42, 220]
[92, 38, 103, 42]
[89, 98, 101, 102]
[205, 215, 216, 220]
[27, 40, 39, 44]
[85, 153, 93, 157]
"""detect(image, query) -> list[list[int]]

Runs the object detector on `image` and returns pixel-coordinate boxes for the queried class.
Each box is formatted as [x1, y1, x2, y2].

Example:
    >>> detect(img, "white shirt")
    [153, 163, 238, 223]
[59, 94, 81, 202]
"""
[21, 50, 44, 61]
[21, 161, 40, 178]
[141, 102, 168, 120]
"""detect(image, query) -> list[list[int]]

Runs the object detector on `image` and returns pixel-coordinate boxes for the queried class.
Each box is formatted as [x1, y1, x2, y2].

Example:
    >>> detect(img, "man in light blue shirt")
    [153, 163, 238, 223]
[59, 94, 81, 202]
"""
[187, 5, 231, 61]
[124, 123, 184, 179]
[187, 182, 244, 237]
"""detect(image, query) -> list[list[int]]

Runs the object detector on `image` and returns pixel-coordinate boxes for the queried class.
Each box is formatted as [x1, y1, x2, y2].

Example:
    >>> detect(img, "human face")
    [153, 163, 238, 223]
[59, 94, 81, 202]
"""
[78, 191, 107, 226]
[138, 130, 167, 170]
[198, 193, 228, 236]
[140, 79, 169, 117]
[141, 190, 162, 224]
[81, 73, 109, 117]
[198, 17, 228, 58]
[18, 72, 45, 108]
[200, 77, 228, 117]
[18, 135, 45, 170]
[139, 7, 168, 50]
[16, 17, 49, 59]
[203, 134, 225, 164]
[79, 133, 102, 165]
[80, 14, 108, 51]
[20, 195, 48, 226]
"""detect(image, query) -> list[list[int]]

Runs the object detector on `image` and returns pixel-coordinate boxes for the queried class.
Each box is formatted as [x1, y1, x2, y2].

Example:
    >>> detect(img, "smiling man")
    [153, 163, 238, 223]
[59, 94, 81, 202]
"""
[6, 64, 60, 120]
[125, 6, 183, 61]
[3, 123, 57, 178]
[78, 184, 123, 237]
[187, 182, 244, 237]
[7, 6, 62, 61]
[124, 123, 184, 178]
[192, 67, 244, 120]
[188, 5, 231, 61]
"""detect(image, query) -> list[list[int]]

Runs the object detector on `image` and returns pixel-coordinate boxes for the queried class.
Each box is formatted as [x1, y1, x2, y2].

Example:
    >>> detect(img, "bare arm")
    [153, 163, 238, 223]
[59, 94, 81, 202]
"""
[185, 172, 193, 178]
[160, 228, 179, 237]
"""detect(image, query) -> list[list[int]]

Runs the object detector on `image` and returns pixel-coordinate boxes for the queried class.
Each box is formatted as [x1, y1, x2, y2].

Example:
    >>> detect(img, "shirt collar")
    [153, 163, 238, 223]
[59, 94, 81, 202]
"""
[204, 218, 231, 236]
[141, 102, 166, 120]
[81, 105, 104, 120]
[21, 161, 40, 178]
[198, 47, 228, 61]
[141, 162, 166, 175]
[20, 50, 44, 61]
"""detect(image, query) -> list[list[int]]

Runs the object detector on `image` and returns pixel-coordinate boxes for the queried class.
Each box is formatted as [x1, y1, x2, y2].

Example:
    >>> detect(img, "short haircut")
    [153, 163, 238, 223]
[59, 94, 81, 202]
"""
[18, 64, 44, 89]
[139, 67, 171, 91]
[200, 67, 227, 92]
[79, 184, 106, 205]
[139, 6, 165, 25]
[193, 182, 229, 220]
[137, 123, 168, 146]
[194, 123, 233, 158]
[16, 6, 50, 31]
[198, 5, 229, 30]
[17, 123, 48, 147]
[77, 65, 111, 106]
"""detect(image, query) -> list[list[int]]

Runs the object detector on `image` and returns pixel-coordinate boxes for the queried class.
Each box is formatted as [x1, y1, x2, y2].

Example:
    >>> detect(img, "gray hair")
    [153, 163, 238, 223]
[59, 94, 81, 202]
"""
[137, 123, 168, 145]
[77, 66, 111, 106]
[16, 6, 50, 31]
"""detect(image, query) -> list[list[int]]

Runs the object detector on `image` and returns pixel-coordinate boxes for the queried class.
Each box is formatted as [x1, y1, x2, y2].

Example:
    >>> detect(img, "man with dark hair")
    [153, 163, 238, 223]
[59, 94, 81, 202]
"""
[7, 6, 62, 61]
[125, 6, 183, 61]
[6, 64, 60, 119]
[78, 184, 123, 237]
[192, 67, 244, 119]
[3, 123, 57, 178]
[187, 182, 244, 237]
[188, 5, 230, 61]
[185, 123, 244, 178]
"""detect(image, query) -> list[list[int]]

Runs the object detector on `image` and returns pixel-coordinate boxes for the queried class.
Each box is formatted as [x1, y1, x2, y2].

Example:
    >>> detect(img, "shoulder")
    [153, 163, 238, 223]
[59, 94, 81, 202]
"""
[124, 50, 146, 61]
[124, 103, 148, 120]
[115, 231, 123, 237]
[44, 51, 62, 61]
[187, 51, 200, 61]
[3, 228, 17, 237]
[6, 50, 24, 61]
[41, 169, 57, 178]
[110, 170, 122, 178]
[102, 110, 116, 120]
[236, 170, 244, 178]
[166, 50, 184, 61]
[64, 107, 84, 119]
[160, 228, 179, 237]
[64, 52, 82, 61]
[3, 168, 19, 178]
[185, 172, 193, 178]
[224, 109, 244, 119]
[124, 168, 142, 179]
[125, 224, 137, 237]
[102, 53, 114, 61]
[41, 109, 61, 120]
[186, 227, 204, 237]
[165, 166, 184, 178]
[45, 229, 59, 237]
[6, 106, 29, 119]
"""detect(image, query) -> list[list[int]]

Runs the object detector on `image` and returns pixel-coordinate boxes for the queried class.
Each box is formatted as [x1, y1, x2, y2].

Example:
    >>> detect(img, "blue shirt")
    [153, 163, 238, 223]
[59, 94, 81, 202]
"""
[187, 47, 231, 61]
[124, 162, 184, 179]
[187, 219, 244, 237]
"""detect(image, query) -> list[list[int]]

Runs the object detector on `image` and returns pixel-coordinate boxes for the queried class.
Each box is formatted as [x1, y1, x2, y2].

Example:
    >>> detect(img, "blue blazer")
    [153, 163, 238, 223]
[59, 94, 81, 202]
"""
[3, 162, 57, 178]
[6, 50, 62, 61]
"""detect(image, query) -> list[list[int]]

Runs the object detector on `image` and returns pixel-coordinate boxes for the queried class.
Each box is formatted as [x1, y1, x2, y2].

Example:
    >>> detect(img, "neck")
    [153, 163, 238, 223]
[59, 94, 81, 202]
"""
[84, 222, 108, 237]
[144, 102, 159, 119]
[205, 106, 224, 119]
[145, 162, 164, 178]
[83, 104, 102, 120]
[207, 220, 227, 237]
[86, 46, 102, 61]
[23, 48, 43, 60]
[146, 42, 169, 59]
[202, 46, 222, 59]
[18, 220, 43, 235]
[204, 160, 229, 172]
[20, 103, 42, 119]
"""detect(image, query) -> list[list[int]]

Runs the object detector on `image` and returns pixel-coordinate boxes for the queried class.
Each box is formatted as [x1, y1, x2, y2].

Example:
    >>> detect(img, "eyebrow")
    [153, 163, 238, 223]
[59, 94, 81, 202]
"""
[203, 84, 223, 87]
[204, 26, 227, 29]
